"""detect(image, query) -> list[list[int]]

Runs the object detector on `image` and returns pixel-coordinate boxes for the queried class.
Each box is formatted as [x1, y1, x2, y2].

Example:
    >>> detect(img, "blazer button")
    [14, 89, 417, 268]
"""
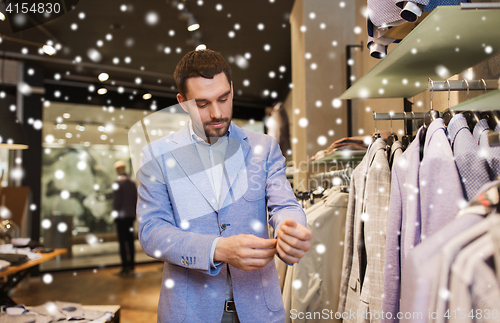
[221, 223, 227, 230]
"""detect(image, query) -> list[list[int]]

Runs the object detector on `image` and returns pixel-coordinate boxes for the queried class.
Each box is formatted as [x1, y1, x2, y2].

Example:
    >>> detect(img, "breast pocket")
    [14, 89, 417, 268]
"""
[243, 173, 266, 201]
[243, 158, 267, 201]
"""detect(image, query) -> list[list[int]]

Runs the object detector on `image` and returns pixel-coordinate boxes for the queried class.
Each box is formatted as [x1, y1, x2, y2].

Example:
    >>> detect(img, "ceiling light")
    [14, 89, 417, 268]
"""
[196, 44, 207, 51]
[142, 93, 152, 100]
[63, 113, 70, 119]
[97, 88, 107, 95]
[0, 12, 5, 21]
[98, 73, 109, 82]
[188, 23, 200, 31]
[187, 16, 199, 31]
[43, 45, 56, 56]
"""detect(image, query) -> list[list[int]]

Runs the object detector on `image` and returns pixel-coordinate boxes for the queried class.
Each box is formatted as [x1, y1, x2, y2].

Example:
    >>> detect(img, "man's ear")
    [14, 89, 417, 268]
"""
[230, 82, 234, 97]
[177, 93, 189, 113]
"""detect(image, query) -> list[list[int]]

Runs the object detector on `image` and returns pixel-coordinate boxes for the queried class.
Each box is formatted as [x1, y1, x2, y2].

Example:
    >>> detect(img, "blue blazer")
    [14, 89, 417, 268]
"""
[137, 122, 306, 323]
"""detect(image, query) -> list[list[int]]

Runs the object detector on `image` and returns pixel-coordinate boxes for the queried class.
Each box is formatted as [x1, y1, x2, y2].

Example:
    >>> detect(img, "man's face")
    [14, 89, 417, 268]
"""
[177, 72, 233, 141]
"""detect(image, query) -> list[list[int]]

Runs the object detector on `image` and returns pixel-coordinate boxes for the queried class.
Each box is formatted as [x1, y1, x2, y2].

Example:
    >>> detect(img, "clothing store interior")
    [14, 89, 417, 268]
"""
[0, 0, 500, 322]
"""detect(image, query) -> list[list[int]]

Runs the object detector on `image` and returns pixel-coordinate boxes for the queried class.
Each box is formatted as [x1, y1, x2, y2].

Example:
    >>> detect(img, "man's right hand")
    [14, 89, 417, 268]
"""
[214, 234, 277, 271]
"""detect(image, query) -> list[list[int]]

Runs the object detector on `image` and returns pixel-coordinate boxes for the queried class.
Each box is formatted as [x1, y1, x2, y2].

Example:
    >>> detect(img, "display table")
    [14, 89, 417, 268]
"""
[0, 248, 67, 305]
[83, 306, 121, 323]
[23, 305, 121, 323]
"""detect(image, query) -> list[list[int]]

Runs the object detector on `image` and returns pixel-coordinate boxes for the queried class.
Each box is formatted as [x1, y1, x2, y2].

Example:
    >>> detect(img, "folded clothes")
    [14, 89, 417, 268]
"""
[327, 137, 368, 154]
[0, 245, 42, 261]
[309, 149, 329, 162]
[0, 254, 28, 266]
[0, 260, 10, 271]
[0, 302, 112, 323]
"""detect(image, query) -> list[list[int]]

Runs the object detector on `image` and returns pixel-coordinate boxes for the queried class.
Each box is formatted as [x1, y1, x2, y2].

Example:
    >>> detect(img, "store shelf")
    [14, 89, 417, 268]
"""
[450, 90, 500, 111]
[309, 150, 366, 165]
[340, 5, 500, 100]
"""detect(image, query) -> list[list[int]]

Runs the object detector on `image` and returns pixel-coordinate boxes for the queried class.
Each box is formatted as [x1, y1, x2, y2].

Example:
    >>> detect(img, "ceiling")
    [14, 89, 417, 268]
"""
[0, 0, 295, 109]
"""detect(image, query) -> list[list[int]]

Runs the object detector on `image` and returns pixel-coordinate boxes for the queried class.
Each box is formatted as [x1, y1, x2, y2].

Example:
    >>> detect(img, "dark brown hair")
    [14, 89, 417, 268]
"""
[174, 49, 232, 98]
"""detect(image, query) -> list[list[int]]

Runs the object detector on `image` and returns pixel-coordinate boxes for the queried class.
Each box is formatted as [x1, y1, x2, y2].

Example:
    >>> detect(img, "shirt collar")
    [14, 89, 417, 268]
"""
[473, 119, 490, 144]
[188, 120, 231, 146]
[447, 114, 469, 146]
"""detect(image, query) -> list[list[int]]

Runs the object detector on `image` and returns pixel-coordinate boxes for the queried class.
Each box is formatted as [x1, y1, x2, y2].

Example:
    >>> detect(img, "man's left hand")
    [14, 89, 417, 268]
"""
[276, 218, 312, 264]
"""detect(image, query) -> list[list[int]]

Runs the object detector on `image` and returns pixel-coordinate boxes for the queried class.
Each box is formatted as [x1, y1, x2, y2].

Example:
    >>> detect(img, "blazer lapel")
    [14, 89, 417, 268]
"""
[219, 124, 251, 209]
[170, 125, 218, 212]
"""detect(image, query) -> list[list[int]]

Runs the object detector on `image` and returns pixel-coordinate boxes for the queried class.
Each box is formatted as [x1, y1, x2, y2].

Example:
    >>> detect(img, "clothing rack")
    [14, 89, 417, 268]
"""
[296, 168, 352, 208]
[309, 168, 353, 181]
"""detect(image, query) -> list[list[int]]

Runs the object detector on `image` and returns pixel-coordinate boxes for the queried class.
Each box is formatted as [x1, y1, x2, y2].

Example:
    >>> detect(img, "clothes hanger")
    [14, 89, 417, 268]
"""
[402, 111, 410, 149]
[386, 112, 398, 149]
[442, 79, 456, 126]
[420, 79, 439, 161]
[372, 112, 381, 142]
[476, 79, 499, 129]
[489, 111, 500, 131]
[340, 168, 350, 193]
[411, 111, 417, 141]
[463, 80, 485, 133]
[456, 79, 478, 132]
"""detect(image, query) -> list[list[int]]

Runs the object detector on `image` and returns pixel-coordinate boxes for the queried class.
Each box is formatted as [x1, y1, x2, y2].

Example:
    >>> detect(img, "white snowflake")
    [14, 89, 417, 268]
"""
[164, 279, 175, 289]
[292, 279, 302, 290]
[145, 12, 160, 26]
[315, 244, 326, 254]
[57, 222, 68, 232]
[298, 118, 308, 128]
[317, 136, 327, 146]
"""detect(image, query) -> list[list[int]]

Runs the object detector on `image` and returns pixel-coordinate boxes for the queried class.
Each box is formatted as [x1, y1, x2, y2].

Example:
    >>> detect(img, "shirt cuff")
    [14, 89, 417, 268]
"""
[210, 237, 222, 268]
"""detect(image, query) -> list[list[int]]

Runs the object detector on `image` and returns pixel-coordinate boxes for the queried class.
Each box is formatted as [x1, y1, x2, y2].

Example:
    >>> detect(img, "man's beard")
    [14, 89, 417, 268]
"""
[203, 118, 231, 139]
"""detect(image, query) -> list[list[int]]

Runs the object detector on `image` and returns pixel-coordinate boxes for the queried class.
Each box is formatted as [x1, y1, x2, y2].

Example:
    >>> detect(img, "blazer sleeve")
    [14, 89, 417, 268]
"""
[265, 137, 306, 234]
[136, 153, 221, 276]
[381, 167, 403, 323]
[338, 173, 356, 313]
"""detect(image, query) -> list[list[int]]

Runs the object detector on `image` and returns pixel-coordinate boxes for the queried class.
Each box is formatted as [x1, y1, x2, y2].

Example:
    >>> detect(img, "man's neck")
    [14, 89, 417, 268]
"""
[192, 124, 217, 144]
[191, 121, 227, 145]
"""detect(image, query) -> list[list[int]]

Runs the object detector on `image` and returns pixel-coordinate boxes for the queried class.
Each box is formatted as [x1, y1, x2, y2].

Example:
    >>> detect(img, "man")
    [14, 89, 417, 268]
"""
[136, 49, 312, 323]
[113, 160, 138, 276]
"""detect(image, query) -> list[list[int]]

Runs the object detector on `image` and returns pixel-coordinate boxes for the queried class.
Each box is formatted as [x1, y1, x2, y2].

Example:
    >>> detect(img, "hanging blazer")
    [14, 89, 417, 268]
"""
[383, 119, 464, 323]
[136, 122, 306, 323]
[283, 189, 349, 323]
[399, 180, 500, 322]
[382, 128, 423, 323]
[338, 138, 391, 323]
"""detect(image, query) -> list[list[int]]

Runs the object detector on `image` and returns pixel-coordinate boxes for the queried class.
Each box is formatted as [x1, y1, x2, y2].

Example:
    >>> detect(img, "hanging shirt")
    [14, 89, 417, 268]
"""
[473, 119, 500, 180]
[447, 114, 491, 201]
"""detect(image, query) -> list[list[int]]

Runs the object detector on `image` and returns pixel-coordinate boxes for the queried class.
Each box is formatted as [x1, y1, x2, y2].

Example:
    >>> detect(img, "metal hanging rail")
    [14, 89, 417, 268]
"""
[427, 79, 498, 92]
[373, 112, 428, 120]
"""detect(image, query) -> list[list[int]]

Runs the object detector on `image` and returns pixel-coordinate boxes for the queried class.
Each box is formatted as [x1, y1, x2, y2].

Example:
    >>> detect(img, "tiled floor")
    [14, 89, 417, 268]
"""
[10, 263, 164, 323]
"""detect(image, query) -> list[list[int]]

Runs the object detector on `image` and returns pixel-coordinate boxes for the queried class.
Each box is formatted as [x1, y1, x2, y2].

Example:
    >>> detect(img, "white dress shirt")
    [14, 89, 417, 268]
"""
[188, 121, 229, 268]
